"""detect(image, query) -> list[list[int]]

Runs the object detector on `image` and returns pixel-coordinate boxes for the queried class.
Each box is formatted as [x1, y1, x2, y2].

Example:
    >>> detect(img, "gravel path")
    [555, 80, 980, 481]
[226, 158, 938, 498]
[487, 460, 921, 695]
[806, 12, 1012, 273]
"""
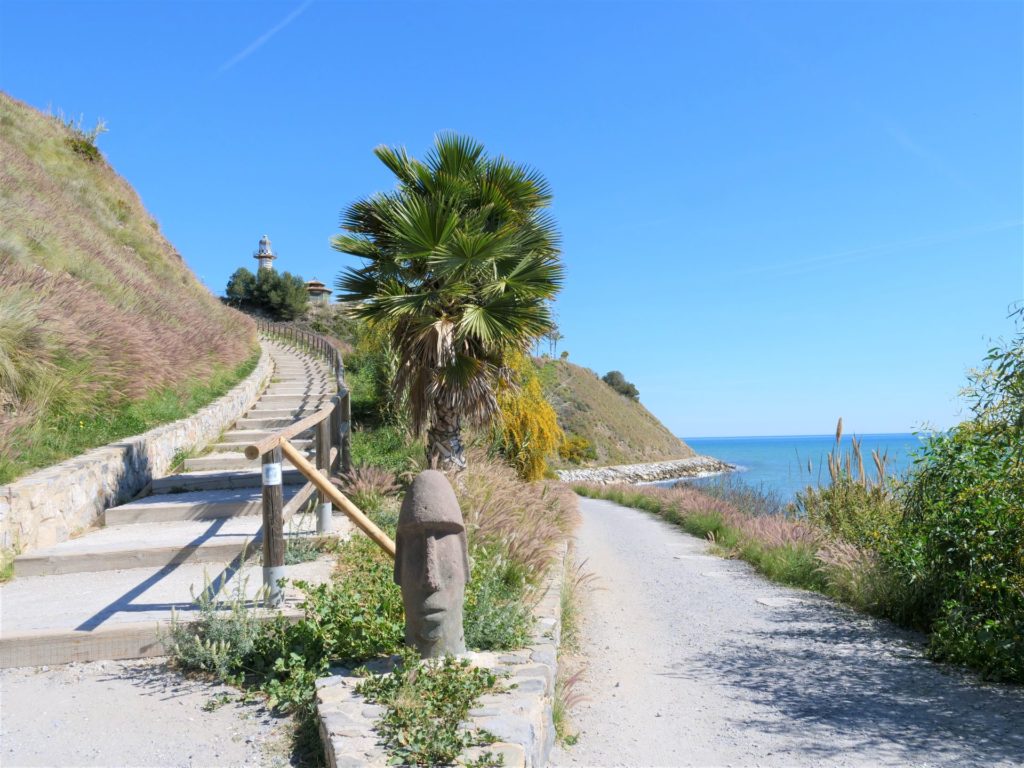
[550, 497, 1024, 768]
[0, 658, 294, 767]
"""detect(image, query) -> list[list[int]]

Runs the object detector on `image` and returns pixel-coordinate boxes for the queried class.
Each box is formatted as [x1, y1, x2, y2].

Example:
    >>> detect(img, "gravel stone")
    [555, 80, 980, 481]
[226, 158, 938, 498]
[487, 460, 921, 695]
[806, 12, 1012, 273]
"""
[550, 496, 1024, 767]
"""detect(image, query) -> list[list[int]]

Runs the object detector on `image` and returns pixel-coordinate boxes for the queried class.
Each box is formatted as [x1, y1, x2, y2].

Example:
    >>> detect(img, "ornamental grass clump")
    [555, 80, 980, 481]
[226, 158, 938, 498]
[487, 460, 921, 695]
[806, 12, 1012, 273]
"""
[338, 462, 401, 513]
[458, 448, 578, 579]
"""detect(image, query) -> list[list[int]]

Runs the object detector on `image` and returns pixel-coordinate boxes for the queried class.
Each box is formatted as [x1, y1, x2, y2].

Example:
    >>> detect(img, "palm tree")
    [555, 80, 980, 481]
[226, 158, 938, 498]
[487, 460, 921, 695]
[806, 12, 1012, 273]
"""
[333, 134, 563, 471]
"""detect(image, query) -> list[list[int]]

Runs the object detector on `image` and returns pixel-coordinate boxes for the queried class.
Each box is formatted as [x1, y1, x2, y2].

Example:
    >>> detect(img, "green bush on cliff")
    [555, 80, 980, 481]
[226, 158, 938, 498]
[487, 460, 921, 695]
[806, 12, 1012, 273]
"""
[893, 310, 1024, 680]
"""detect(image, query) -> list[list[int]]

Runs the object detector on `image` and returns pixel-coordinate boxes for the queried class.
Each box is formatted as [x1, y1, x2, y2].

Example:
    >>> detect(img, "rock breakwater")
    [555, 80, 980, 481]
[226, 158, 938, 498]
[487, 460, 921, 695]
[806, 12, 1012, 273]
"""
[557, 455, 734, 485]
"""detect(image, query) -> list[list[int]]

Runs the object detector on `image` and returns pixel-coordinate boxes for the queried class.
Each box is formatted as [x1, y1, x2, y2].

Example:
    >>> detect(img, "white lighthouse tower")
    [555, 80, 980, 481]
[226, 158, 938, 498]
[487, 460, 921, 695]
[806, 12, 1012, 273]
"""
[253, 234, 277, 272]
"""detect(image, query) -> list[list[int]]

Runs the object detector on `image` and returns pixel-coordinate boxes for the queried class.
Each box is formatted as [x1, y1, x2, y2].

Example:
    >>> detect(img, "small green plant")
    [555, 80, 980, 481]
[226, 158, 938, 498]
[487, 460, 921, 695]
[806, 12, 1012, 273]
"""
[552, 552, 591, 746]
[552, 665, 585, 746]
[355, 646, 503, 766]
[350, 425, 424, 475]
[63, 115, 107, 161]
[166, 577, 261, 681]
[111, 198, 131, 225]
[463, 545, 534, 650]
[0, 548, 15, 583]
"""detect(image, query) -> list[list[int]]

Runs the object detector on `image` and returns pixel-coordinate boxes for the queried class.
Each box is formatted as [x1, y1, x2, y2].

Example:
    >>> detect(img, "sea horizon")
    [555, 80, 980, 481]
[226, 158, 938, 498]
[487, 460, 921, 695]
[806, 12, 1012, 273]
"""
[673, 432, 924, 502]
[681, 431, 922, 441]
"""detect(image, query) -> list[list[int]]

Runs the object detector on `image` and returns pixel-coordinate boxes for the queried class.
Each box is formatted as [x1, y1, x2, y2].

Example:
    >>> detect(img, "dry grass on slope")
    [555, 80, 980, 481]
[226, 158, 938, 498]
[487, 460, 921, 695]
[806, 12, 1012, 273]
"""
[0, 93, 254, 482]
[536, 358, 695, 467]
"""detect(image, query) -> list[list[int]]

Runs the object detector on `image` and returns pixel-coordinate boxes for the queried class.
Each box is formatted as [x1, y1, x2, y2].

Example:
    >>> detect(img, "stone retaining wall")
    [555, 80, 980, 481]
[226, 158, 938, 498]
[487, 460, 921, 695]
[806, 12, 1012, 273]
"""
[557, 455, 735, 485]
[317, 540, 568, 768]
[0, 345, 273, 553]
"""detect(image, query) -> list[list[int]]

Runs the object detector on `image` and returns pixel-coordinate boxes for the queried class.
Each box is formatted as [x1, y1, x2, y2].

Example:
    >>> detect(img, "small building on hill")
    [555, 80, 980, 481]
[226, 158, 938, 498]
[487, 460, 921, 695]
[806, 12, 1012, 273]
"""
[306, 277, 332, 305]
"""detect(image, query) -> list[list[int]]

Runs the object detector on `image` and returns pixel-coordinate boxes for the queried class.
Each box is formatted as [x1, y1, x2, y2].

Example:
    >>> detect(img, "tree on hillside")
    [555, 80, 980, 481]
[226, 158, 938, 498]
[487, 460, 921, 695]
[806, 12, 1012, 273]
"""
[226, 267, 257, 307]
[602, 370, 640, 401]
[224, 267, 308, 320]
[332, 133, 563, 471]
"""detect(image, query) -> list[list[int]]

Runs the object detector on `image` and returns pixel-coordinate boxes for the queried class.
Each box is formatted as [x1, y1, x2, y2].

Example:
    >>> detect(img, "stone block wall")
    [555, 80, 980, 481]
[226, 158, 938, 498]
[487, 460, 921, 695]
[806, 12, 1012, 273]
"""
[0, 346, 272, 553]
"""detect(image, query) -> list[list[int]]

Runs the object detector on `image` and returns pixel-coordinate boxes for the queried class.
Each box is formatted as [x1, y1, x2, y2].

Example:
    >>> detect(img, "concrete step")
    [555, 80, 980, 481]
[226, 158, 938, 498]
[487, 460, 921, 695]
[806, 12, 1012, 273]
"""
[233, 416, 306, 430]
[268, 374, 330, 383]
[104, 486, 305, 525]
[151, 468, 305, 494]
[13, 514, 347, 577]
[257, 394, 332, 406]
[260, 387, 331, 399]
[0, 554, 343, 667]
[182, 451, 310, 472]
[221, 428, 313, 444]
[244, 408, 321, 420]
[211, 438, 313, 453]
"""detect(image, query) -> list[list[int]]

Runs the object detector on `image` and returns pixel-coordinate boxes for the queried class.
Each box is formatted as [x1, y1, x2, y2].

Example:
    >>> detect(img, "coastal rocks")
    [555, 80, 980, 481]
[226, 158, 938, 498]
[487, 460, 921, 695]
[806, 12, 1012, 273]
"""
[556, 455, 735, 485]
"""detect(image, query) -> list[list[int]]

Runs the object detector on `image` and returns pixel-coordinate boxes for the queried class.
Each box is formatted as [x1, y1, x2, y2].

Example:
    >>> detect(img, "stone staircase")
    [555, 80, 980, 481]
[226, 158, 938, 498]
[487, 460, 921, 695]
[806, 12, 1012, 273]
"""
[0, 338, 352, 668]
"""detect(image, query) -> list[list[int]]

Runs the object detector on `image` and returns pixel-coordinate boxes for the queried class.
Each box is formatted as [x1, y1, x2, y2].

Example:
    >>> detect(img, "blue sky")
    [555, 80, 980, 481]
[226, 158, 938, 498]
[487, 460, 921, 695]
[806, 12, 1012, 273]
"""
[2, 0, 1021, 437]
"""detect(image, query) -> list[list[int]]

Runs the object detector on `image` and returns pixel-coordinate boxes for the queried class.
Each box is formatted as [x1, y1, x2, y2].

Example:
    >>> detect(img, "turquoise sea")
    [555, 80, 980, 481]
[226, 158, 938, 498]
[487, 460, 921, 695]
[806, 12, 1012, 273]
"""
[675, 433, 925, 503]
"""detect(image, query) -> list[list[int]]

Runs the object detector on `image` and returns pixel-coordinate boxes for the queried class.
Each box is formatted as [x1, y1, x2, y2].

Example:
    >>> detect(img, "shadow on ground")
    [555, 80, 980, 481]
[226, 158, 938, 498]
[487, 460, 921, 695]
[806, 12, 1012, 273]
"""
[666, 599, 1024, 765]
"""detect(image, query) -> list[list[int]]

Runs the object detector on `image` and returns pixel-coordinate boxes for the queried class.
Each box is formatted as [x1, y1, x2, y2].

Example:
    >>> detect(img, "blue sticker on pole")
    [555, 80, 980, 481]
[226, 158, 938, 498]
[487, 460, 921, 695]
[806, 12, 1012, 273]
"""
[262, 462, 282, 486]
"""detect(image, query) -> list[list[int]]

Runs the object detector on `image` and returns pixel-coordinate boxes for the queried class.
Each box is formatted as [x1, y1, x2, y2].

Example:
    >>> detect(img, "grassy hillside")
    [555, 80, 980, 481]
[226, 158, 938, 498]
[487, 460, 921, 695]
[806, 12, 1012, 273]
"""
[0, 93, 256, 483]
[536, 358, 695, 466]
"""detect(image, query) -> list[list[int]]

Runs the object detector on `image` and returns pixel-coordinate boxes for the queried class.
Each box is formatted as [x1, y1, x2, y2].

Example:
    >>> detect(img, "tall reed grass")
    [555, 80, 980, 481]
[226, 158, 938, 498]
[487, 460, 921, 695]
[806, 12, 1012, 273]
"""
[0, 94, 255, 483]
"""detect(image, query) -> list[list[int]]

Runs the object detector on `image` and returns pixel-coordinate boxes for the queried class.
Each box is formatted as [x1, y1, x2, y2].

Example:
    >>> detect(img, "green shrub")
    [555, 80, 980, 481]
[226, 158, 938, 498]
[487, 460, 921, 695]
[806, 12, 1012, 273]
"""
[355, 647, 502, 766]
[796, 475, 901, 550]
[351, 425, 423, 475]
[873, 313, 1024, 681]
[166, 579, 261, 681]
[898, 425, 1023, 680]
[559, 433, 597, 465]
[601, 370, 639, 401]
[464, 545, 533, 650]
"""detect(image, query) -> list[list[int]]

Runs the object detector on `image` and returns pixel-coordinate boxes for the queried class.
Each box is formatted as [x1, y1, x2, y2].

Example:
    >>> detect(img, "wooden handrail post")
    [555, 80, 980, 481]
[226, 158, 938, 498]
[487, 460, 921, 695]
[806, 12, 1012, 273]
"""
[261, 446, 287, 606]
[340, 389, 352, 474]
[315, 418, 332, 533]
[329, 399, 341, 474]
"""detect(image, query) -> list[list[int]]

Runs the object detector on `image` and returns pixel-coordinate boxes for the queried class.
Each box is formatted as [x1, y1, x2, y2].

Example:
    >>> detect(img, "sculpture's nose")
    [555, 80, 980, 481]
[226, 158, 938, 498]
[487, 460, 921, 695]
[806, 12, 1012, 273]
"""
[424, 537, 440, 592]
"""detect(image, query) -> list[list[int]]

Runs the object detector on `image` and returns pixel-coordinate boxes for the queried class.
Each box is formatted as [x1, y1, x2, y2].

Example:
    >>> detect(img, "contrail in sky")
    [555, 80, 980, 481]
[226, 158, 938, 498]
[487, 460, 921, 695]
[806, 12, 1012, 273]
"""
[733, 219, 1024, 278]
[217, 0, 314, 75]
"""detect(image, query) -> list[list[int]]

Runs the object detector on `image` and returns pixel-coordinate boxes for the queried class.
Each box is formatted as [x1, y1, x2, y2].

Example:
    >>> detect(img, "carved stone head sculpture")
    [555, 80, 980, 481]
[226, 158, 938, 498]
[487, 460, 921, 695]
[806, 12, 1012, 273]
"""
[394, 470, 471, 658]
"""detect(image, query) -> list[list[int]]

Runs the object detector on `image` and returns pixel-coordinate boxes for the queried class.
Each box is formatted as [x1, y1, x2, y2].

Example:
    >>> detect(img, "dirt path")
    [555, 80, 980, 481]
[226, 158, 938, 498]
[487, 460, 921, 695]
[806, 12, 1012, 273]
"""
[550, 497, 1024, 768]
[0, 659, 294, 767]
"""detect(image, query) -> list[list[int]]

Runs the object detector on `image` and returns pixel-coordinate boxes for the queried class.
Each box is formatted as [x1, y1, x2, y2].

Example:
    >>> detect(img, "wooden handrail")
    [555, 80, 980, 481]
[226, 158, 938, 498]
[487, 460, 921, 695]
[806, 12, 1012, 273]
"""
[244, 396, 339, 459]
[280, 440, 396, 557]
[250, 319, 391, 577]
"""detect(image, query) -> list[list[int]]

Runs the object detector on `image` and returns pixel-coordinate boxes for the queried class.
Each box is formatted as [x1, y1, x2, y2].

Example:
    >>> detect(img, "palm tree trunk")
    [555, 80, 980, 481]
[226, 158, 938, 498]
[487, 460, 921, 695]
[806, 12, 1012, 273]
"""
[427, 401, 467, 472]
